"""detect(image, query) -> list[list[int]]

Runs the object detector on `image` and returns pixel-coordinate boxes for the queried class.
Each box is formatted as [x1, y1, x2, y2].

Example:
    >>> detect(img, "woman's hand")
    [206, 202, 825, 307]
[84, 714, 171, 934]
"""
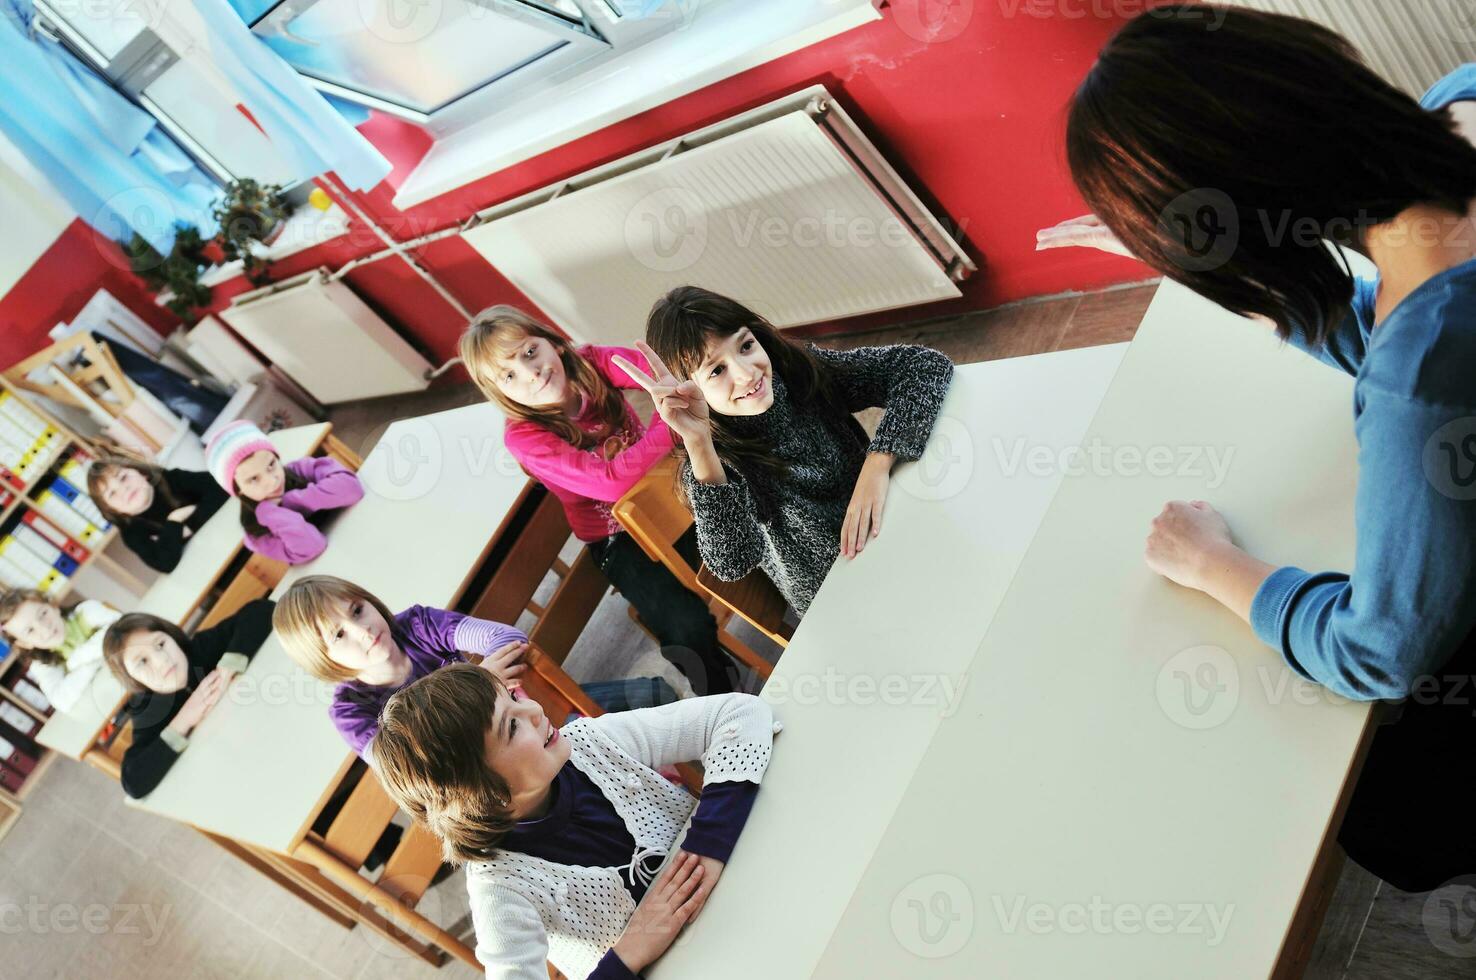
[166, 505, 197, 524]
[841, 453, 894, 559]
[1035, 213, 1135, 258]
[1144, 500, 1236, 591]
[474, 639, 530, 683]
[165, 668, 230, 737]
[612, 342, 712, 447]
[610, 851, 712, 974]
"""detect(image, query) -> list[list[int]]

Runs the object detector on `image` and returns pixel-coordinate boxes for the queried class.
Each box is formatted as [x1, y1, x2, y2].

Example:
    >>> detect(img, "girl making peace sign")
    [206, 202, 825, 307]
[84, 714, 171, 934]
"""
[616, 286, 954, 615]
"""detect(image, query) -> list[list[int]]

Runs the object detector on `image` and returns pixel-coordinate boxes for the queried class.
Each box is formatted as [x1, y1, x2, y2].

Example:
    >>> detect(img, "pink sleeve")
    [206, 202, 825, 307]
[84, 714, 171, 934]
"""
[247, 499, 327, 564]
[504, 418, 675, 503]
[280, 457, 364, 515]
[583, 345, 657, 391]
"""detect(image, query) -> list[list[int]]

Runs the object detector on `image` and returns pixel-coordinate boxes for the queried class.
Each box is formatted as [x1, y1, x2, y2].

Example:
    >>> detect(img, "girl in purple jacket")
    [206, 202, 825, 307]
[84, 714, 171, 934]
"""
[204, 421, 364, 565]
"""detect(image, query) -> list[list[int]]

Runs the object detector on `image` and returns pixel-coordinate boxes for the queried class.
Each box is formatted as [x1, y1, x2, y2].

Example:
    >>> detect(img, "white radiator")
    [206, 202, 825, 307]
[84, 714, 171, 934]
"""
[1230, 0, 1473, 96]
[221, 269, 432, 404]
[460, 85, 975, 344]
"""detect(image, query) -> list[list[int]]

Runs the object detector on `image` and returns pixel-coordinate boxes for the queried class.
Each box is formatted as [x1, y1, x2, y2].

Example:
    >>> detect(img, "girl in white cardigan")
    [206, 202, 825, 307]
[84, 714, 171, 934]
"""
[373, 663, 778, 979]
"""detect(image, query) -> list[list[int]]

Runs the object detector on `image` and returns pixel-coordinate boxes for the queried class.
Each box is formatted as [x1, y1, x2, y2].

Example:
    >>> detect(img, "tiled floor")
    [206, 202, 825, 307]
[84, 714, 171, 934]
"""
[4, 278, 1459, 978]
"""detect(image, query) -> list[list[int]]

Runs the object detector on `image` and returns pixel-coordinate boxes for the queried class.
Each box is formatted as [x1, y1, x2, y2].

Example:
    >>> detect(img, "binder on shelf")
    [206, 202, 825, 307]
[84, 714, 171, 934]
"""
[34, 491, 103, 545]
[0, 390, 47, 434]
[0, 462, 22, 493]
[19, 510, 89, 562]
[44, 476, 109, 530]
[0, 542, 64, 593]
[10, 677, 50, 715]
[0, 555, 30, 591]
[9, 526, 80, 576]
[0, 700, 37, 738]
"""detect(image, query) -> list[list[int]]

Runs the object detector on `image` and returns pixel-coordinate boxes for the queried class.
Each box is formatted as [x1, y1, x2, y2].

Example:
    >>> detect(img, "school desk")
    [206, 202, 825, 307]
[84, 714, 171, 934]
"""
[36, 422, 335, 760]
[124, 402, 540, 967]
[650, 282, 1369, 979]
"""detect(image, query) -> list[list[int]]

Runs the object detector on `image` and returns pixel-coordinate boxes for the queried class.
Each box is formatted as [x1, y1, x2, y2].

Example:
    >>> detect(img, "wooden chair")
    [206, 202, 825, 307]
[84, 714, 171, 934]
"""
[613, 460, 789, 675]
[464, 482, 610, 666]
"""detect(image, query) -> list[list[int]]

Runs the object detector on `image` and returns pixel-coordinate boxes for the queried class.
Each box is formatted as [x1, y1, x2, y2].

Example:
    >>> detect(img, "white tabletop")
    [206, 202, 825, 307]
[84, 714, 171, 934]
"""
[653, 341, 1130, 977]
[654, 282, 1369, 979]
[127, 403, 531, 853]
[37, 423, 331, 759]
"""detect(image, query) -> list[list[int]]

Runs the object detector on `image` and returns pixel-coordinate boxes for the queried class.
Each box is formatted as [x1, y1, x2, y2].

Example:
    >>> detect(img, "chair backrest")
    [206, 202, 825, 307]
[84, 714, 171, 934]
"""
[612, 457, 700, 592]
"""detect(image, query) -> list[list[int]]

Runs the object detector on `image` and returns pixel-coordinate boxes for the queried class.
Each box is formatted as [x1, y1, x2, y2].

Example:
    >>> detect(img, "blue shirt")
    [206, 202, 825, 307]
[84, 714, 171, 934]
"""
[1249, 66, 1476, 700]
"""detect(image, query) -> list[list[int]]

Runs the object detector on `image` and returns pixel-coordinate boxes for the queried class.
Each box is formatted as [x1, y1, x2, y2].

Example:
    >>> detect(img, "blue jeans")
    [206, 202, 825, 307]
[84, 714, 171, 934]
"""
[575, 676, 680, 724]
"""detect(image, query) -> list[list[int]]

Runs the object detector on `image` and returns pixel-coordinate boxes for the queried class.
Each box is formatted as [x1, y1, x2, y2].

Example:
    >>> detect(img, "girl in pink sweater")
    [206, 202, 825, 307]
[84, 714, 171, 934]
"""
[461, 306, 739, 695]
[205, 421, 364, 565]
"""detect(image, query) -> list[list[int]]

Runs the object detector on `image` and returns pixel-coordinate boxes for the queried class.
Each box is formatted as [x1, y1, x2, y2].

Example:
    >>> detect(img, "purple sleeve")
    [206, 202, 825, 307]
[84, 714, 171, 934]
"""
[590, 949, 640, 980]
[245, 500, 327, 565]
[395, 606, 525, 657]
[678, 780, 759, 864]
[451, 616, 528, 656]
[329, 692, 378, 756]
[280, 457, 365, 515]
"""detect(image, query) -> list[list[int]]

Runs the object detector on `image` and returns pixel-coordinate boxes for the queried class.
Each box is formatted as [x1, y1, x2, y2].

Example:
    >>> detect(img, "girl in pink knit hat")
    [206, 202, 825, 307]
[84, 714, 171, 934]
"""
[205, 421, 364, 565]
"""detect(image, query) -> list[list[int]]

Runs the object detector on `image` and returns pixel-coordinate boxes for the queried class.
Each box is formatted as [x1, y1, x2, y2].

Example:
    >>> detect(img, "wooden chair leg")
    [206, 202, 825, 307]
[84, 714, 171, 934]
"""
[322, 433, 363, 470]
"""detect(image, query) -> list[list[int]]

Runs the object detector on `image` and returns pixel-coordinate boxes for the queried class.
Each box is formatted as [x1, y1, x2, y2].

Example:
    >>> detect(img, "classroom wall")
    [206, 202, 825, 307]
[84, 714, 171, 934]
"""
[195, 3, 1153, 364]
[2, 4, 1153, 370]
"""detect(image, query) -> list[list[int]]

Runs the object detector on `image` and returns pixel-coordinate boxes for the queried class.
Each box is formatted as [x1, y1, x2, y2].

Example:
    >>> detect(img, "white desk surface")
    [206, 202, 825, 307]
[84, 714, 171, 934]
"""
[37, 423, 332, 759]
[655, 283, 1369, 980]
[810, 286, 1367, 980]
[653, 342, 1130, 978]
[127, 403, 530, 854]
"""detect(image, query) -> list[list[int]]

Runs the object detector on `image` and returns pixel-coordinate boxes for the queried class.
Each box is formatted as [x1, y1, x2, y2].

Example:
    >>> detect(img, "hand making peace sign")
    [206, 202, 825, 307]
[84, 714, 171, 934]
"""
[612, 341, 712, 445]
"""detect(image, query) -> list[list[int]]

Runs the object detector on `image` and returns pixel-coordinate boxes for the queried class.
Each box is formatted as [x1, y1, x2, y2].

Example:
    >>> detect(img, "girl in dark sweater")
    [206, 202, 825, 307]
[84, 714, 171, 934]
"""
[101, 599, 275, 798]
[88, 453, 228, 572]
[620, 286, 954, 615]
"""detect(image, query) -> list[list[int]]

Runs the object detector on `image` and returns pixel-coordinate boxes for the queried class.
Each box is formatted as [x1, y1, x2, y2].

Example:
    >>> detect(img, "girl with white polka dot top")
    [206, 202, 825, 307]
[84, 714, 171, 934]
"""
[373, 663, 779, 979]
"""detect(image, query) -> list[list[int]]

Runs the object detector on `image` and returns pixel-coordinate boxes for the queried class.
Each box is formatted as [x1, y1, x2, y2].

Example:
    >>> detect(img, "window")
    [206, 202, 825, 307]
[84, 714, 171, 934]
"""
[33, 0, 302, 188]
[247, 0, 617, 120]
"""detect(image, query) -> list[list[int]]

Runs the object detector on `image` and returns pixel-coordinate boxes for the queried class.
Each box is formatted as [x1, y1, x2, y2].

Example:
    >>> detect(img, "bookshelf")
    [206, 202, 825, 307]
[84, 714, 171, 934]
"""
[0, 376, 122, 801]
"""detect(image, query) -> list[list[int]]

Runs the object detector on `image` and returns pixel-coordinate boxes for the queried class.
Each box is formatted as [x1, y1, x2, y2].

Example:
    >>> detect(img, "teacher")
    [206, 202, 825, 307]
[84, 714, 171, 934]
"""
[1038, 5, 1476, 893]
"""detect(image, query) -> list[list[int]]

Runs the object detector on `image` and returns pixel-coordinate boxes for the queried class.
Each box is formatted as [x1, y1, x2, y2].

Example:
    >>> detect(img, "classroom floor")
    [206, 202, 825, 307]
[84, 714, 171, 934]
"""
[3, 278, 1460, 978]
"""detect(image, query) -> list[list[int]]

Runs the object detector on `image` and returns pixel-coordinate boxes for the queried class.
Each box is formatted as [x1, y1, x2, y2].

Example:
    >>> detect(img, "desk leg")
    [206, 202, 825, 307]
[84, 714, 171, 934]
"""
[295, 836, 479, 969]
[323, 433, 363, 470]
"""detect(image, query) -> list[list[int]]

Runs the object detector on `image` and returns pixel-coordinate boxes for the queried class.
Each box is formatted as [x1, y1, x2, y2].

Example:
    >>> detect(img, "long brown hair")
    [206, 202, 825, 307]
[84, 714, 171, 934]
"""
[86, 451, 179, 527]
[0, 589, 77, 668]
[1066, 4, 1476, 346]
[645, 286, 860, 516]
[460, 306, 631, 450]
[372, 663, 516, 864]
[101, 612, 195, 695]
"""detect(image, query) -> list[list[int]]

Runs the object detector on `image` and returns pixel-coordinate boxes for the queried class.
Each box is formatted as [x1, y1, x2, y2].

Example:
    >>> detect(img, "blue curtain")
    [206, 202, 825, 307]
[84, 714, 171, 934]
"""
[193, 0, 390, 192]
[0, 0, 221, 253]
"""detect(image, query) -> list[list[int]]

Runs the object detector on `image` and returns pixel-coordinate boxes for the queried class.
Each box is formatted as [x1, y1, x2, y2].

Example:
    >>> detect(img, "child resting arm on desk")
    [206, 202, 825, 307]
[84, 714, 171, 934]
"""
[274, 575, 683, 762]
[373, 664, 779, 980]
[101, 599, 275, 799]
[206, 421, 364, 566]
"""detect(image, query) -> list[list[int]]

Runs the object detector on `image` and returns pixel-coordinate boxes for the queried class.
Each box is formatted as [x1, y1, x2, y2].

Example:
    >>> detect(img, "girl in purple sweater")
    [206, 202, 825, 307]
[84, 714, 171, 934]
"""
[276, 575, 681, 759]
[205, 421, 364, 565]
[274, 575, 530, 758]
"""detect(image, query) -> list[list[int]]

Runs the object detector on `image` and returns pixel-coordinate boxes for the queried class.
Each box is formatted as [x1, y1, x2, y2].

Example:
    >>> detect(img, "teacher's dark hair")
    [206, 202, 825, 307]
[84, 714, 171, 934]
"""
[1067, 4, 1476, 345]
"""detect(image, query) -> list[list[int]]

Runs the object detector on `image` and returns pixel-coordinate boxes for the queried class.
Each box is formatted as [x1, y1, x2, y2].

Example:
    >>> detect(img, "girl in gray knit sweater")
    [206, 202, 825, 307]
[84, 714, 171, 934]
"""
[615, 286, 954, 615]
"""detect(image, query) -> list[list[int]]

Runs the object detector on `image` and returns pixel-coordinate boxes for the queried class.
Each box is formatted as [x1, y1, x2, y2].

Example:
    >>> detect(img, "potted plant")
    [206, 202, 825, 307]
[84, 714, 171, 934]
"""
[213, 178, 291, 286]
[123, 224, 214, 323]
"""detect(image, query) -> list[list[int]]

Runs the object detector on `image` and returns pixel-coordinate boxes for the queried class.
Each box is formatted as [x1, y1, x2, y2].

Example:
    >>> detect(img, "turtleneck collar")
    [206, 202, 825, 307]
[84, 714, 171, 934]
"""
[716, 370, 793, 438]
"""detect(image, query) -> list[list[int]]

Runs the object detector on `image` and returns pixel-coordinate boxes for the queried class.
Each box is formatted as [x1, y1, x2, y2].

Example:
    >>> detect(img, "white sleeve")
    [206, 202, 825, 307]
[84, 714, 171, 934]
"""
[30, 654, 102, 714]
[589, 693, 778, 786]
[470, 881, 553, 980]
[74, 600, 122, 634]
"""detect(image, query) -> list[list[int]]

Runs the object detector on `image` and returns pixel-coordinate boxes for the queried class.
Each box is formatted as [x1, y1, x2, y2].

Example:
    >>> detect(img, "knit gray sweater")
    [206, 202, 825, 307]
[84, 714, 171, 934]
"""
[681, 343, 954, 615]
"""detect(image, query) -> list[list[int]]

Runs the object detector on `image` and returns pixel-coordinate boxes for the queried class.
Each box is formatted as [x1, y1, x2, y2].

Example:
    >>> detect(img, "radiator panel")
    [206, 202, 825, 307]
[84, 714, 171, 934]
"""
[461, 108, 965, 344]
[221, 271, 431, 405]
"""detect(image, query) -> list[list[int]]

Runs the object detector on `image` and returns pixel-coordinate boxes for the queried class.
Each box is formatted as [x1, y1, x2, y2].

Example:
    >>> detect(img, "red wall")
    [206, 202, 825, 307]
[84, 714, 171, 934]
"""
[0, 220, 177, 367]
[2, 3, 1153, 369]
